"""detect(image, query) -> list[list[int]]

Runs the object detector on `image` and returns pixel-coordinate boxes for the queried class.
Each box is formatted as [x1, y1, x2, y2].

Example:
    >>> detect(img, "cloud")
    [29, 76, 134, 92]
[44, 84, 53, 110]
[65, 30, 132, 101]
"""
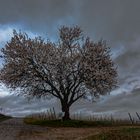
[0, 0, 140, 43]
[0, 24, 38, 47]
[0, 94, 60, 117]
[70, 87, 140, 119]
[0, 0, 75, 38]
[0, 84, 11, 97]
[0, 27, 12, 42]
[0, 25, 13, 48]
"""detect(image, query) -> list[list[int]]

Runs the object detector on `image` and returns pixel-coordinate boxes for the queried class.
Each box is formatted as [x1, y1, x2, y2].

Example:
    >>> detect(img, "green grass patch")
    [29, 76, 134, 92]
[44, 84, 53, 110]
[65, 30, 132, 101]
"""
[85, 127, 140, 140]
[24, 117, 123, 127]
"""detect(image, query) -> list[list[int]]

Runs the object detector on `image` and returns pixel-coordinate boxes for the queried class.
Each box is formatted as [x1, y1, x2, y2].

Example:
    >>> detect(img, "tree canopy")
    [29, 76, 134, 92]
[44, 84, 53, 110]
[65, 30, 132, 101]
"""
[0, 26, 117, 120]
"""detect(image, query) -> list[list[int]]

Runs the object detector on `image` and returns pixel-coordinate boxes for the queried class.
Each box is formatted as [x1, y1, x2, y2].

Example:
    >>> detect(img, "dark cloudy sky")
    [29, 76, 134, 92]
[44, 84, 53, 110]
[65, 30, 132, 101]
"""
[0, 0, 140, 119]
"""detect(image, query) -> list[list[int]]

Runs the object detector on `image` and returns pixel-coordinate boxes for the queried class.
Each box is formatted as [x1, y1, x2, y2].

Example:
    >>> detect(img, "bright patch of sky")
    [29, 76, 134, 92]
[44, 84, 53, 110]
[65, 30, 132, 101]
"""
[111, 43, 126, 60]
[0, 24, 38, 47]
[0, 25, 13, 46]
[0, 84, 10, 97]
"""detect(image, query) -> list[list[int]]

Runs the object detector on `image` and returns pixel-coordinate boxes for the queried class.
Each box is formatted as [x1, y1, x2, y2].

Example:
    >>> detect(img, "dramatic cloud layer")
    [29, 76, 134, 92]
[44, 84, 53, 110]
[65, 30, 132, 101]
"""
[0, 0, 140, 42]
[0, 0, 140, 118]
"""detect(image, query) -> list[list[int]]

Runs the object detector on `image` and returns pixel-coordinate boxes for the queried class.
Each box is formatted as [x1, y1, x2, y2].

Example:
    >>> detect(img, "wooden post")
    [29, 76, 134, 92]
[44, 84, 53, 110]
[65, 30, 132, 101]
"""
[53, 107, 56, 120]
[47, 109, 50, 120]
[136, 112, 140, 121]
[128, 113, 134, 124]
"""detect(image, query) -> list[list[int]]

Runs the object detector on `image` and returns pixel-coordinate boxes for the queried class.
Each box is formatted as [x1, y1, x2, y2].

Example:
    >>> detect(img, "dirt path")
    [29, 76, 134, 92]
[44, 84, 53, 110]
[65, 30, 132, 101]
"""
[0, 118, 139, 140]
[0, 118, 100, 140]
[0, 118, 48, 140]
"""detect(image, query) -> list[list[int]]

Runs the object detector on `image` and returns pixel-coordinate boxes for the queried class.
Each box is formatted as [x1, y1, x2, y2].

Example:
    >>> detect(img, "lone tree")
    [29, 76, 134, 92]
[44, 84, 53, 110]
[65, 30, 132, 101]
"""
[0, 26, 117, 120]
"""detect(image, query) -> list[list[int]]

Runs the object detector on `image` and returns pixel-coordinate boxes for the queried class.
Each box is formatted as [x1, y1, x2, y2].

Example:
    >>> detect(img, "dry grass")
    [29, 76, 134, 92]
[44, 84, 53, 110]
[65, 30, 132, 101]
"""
[15, 126, 140, 140]
[85, 127, 140, 140]
[23, 110, 140, 139]
[24, 109, 140, 127]
[1, 117, 140, 140]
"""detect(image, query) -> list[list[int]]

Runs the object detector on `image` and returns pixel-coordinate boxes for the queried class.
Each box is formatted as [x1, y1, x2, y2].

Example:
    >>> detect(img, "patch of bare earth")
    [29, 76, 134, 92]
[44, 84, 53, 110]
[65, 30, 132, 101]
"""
[0, 118, 48, 140]
[0, 118, 140, 140]
[16, 127, 108, 140]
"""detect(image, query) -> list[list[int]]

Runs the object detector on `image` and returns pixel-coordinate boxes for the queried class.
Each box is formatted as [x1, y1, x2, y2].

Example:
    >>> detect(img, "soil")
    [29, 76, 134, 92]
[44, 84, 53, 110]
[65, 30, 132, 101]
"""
[0, 118, 139, 140]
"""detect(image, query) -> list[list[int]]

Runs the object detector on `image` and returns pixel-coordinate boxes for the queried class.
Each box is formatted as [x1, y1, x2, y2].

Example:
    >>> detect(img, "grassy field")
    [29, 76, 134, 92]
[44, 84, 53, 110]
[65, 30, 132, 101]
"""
[24, 117, 140, 140]
[24, 118, 117, 127]
[23, 111, 140, 139]
[24, 117, 140, 128]
[0, 110, 140, 140]
[85, 127, 140, 140]
[24, 109, 139, 127]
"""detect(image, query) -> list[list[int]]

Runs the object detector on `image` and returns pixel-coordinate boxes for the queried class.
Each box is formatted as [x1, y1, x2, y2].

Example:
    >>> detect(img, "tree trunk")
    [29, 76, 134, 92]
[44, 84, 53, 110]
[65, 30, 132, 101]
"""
[61, 103, 71, 121]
